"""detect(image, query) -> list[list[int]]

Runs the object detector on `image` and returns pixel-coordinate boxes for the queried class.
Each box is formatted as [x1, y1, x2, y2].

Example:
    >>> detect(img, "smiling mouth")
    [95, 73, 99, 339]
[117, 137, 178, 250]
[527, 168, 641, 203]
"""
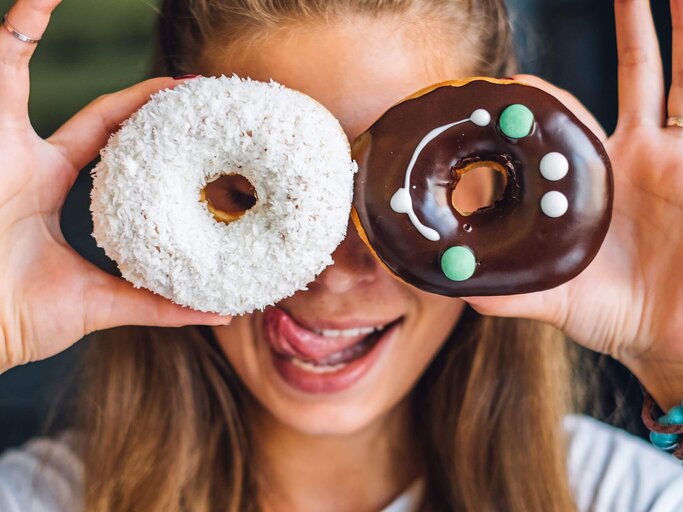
[263, 307, 404, 385]
[287, 317, 403, 370]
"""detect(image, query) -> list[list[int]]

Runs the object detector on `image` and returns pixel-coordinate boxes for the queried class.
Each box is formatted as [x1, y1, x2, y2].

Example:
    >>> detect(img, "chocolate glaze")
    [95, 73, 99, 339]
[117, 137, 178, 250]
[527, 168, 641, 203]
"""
[352, 79, 613, 296]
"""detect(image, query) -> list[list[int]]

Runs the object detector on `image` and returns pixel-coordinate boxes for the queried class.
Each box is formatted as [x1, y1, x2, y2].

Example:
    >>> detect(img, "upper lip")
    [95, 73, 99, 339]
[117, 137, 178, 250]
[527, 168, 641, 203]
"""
[274, 307, 402, 333]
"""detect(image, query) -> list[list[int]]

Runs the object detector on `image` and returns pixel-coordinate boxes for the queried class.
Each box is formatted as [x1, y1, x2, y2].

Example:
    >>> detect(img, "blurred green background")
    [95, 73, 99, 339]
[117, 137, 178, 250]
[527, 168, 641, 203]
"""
[0, 0, 160, 138]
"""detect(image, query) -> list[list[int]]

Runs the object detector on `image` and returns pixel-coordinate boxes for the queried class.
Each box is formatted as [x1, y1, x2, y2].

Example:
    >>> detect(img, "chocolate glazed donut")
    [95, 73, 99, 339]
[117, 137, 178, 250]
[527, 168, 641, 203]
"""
[351, 78, 613, 296]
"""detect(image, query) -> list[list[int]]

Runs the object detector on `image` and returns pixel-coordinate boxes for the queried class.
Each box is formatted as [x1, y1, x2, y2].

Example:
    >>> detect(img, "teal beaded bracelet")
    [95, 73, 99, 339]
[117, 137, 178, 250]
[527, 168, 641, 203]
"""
[642, 387, 683, 459]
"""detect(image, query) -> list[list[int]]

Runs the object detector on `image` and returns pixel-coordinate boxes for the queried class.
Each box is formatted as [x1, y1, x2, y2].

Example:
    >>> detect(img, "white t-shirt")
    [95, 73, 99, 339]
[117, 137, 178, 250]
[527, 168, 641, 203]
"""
[0, 415, 682, 511]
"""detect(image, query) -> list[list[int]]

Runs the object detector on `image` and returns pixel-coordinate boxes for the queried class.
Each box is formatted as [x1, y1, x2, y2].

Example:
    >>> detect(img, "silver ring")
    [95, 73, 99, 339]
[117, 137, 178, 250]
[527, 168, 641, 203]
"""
[666, 117, 683, 128]
[2, 13, 42, 44]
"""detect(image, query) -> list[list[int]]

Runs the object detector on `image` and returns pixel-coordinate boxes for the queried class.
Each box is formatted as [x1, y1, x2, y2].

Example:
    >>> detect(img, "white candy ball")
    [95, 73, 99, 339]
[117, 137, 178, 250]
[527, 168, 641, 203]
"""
[540, 191, 569, 218]
[470, 109, 491, 127]
[540, 152, 569, 181]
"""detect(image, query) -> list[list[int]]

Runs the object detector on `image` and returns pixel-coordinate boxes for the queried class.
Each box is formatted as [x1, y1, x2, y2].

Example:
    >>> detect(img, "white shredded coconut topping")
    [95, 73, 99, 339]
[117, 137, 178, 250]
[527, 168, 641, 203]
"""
[90, 75, 356, 315]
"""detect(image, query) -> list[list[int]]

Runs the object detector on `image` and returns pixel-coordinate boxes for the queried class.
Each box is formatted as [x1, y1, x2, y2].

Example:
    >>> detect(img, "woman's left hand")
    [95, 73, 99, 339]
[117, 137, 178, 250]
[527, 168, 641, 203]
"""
[466, 0, 683, 409]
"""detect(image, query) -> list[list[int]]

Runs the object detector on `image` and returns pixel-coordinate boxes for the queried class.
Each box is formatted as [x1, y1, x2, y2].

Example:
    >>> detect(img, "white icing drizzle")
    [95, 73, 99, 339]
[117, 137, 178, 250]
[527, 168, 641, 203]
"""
[390, 109, 490, 241]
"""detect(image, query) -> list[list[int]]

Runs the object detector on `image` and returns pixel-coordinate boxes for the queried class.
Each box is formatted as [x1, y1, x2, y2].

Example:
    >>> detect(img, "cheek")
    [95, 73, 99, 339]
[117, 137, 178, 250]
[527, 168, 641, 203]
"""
[213, 315, 261, 379]
[397, 294, 465, 374]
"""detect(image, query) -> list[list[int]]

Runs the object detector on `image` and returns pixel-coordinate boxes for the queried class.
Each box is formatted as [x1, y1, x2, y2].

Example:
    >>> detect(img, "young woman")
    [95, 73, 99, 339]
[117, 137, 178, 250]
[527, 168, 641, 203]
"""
[1, 0, 682, 510]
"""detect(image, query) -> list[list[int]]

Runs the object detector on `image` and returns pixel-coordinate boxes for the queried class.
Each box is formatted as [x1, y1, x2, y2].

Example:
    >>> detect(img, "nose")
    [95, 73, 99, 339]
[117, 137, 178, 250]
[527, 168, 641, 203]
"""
[311, 217, 382, 294]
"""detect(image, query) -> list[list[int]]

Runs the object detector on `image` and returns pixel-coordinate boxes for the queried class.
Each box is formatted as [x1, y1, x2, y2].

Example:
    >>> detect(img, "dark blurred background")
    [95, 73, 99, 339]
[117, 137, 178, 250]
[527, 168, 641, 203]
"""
[0, 0, 674, 451]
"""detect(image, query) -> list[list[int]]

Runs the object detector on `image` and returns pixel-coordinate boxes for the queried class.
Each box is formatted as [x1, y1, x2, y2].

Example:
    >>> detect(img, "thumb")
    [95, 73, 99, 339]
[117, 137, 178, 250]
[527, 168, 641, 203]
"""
[83, 268, 232, 334]
[463, 288, 565, 327]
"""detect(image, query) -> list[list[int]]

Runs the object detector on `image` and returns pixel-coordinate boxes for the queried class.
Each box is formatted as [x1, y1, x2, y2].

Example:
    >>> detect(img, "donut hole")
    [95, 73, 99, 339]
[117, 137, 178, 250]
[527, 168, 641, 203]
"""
[451, 162, 507, 216]
[200, 173, 257, 224]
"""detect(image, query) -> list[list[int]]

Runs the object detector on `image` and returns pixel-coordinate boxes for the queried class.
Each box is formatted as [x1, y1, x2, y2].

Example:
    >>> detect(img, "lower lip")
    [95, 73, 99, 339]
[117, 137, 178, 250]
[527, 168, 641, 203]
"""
[267, 322, 400, 394]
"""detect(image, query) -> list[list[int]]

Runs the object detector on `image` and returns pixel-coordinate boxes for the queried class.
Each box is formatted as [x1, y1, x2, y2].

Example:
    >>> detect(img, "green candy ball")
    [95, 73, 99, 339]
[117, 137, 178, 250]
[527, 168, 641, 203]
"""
[499, 104, 535, 139]
[441, 246, 476, 282]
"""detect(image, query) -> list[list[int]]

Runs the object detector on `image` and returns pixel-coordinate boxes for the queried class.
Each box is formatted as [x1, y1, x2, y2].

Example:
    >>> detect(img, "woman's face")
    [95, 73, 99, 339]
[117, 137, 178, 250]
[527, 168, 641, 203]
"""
[209, 18, 475, 435]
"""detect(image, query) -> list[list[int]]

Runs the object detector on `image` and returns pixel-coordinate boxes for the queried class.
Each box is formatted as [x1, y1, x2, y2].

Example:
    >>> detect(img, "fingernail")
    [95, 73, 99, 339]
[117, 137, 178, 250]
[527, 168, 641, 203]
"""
[174, 74, 201, 80]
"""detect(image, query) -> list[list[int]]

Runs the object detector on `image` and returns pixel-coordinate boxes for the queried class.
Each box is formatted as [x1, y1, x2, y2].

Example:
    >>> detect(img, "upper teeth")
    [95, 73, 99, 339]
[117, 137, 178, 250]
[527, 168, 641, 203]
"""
[314, 326, 380, 337]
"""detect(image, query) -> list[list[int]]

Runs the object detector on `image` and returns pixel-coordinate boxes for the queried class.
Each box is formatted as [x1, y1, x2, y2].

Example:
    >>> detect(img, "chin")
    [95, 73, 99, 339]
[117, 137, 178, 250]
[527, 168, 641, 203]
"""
[260, 394, 395, 436]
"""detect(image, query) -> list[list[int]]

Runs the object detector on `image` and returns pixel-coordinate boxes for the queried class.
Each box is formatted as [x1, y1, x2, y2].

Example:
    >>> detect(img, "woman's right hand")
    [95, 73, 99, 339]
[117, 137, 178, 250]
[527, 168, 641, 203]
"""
[0, 0, 231, 372]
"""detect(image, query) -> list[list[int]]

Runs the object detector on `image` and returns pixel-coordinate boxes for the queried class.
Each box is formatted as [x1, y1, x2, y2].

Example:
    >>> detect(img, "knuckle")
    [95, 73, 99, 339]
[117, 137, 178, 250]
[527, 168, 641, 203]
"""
[0, 47, 33, 70]
[31, 0, 64, 16]
[514, 73, 537, 82]
[515, 74, 573, 101]
[92, 92, 112, 105]
[617, 112, 652, 130]
[90, 94, 123, 134]
[618, 45, 651, 67]
[514, 74, 543, 87]
[672, 70, 683, 86]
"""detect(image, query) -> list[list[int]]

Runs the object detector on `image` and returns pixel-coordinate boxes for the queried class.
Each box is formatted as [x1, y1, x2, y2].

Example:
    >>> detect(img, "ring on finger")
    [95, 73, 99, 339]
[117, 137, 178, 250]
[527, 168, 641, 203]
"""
[2, 13, 42, 44]
[666, 116, 683, 128]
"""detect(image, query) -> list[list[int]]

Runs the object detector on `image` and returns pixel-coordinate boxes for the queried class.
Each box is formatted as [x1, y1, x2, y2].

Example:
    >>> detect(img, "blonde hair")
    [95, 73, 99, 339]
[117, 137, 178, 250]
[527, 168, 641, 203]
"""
[82, 1, 578, 510]
[155, 0, 516, 77]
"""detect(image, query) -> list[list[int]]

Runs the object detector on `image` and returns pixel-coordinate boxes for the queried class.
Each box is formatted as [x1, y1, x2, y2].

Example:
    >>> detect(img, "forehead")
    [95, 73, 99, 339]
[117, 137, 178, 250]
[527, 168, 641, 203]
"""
[203, 17, 466, 141]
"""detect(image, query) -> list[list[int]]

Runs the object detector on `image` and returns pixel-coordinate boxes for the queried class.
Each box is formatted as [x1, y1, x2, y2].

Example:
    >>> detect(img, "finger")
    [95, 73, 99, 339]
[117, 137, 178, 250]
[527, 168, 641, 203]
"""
[83, 271, 232, 335]
[0, 0, 62, 125]
[47, 76, 189, 176]
[514, 74, 608, 141]
[669, 0, 683, 116]
[464, 291, 565, 328]
[614, 0, 665, 128]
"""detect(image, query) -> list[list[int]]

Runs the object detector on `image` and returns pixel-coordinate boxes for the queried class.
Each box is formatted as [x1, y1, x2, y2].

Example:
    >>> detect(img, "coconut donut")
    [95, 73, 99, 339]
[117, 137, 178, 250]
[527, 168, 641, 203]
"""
[91, 75, 356, 315]
[352, 78, 613, 296]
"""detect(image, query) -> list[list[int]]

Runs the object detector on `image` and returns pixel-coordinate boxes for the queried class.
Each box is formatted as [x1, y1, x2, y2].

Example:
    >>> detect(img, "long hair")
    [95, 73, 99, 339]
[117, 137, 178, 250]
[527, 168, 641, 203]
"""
[81, 1, 577, 510]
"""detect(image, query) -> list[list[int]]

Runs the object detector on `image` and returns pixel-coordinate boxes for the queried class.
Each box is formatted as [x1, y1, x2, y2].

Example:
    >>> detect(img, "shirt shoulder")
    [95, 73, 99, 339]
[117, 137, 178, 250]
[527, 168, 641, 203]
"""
[565, 414, 683, 512]
[0, 431, 83, 512]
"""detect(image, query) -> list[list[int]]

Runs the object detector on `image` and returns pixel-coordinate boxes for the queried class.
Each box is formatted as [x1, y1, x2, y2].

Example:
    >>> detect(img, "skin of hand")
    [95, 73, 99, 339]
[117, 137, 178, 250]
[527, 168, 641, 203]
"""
[0, 0, 232, 372]
[465, 0, 683, 411]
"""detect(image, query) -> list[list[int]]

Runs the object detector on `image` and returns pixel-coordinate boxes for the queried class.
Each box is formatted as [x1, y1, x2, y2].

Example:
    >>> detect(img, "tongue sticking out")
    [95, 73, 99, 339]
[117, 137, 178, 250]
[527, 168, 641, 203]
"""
[264, 308, 379, 364]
